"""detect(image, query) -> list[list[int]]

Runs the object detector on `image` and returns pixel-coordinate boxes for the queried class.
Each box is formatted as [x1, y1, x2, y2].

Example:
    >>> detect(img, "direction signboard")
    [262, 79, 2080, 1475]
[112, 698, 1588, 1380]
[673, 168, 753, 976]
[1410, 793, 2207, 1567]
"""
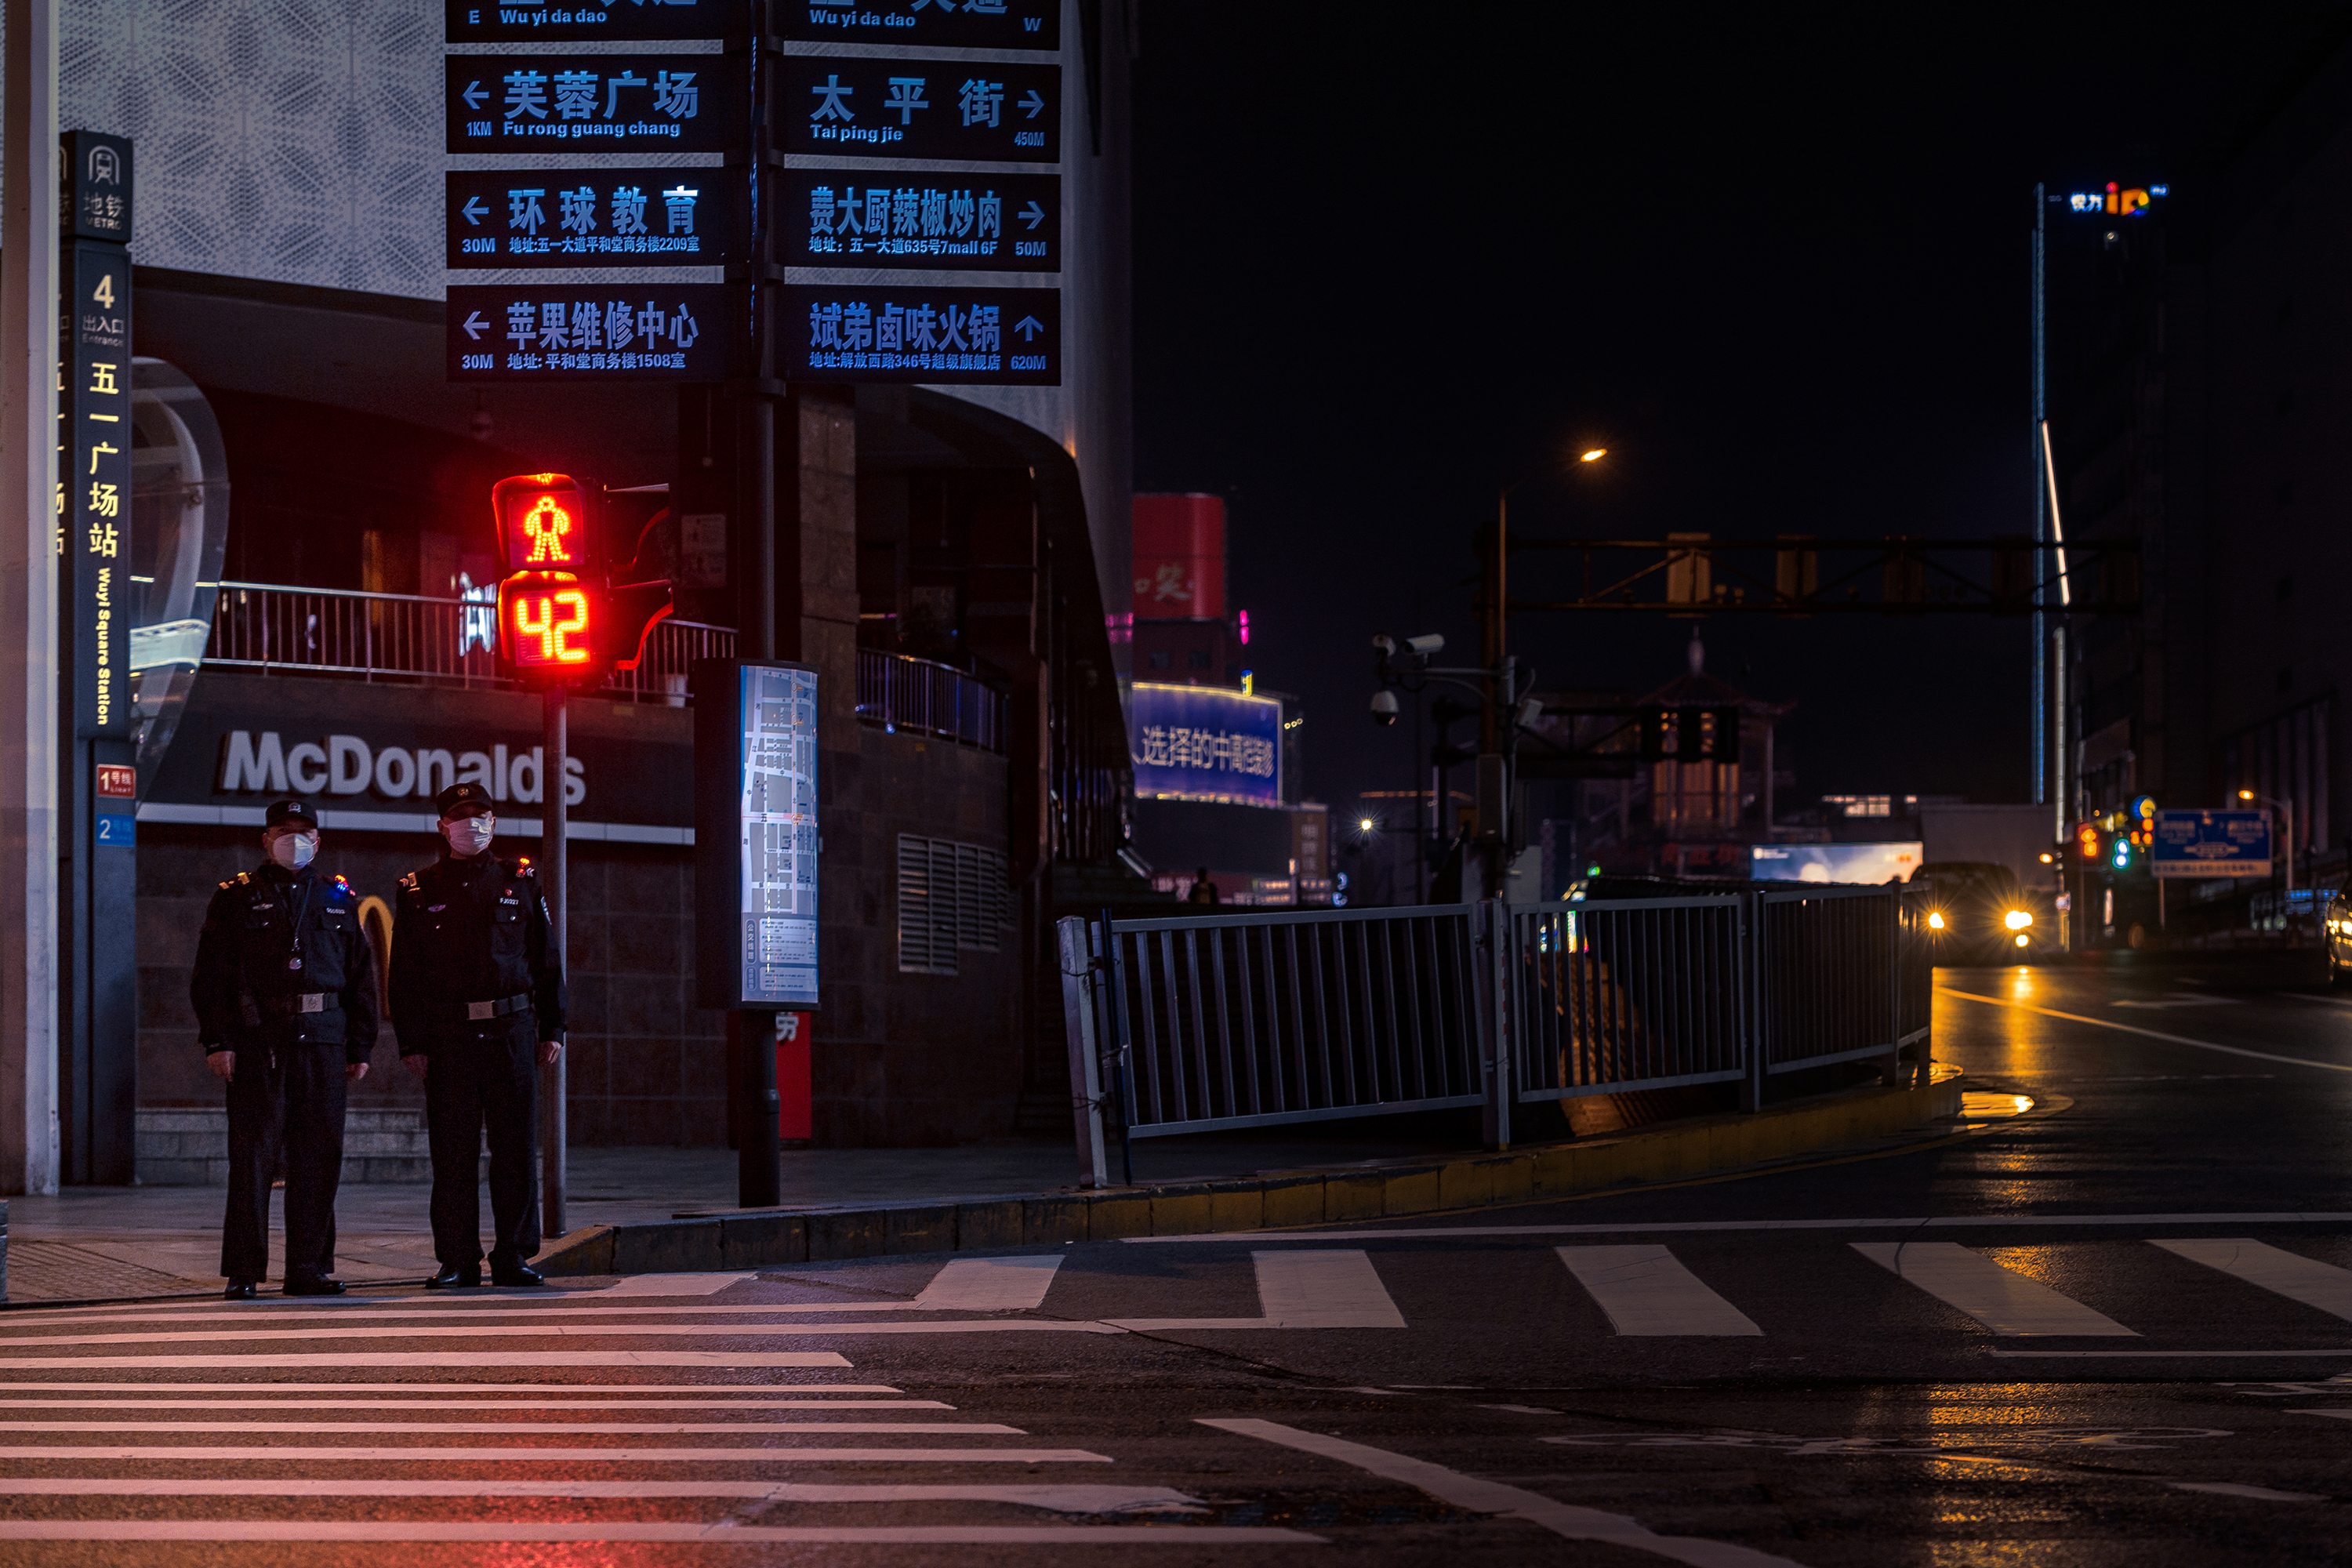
[447, 0, 743, 42]
[694, 661, 820, 1011]
[786, 170, 1056, 271]
[448, 169, 739, 267]
[448, 283, 732, 382]
[782, 284, 1058, 385]
[781, 56, 1058, 162]
[786, 0, 1057, 49]
[2151, 808, 2274, 879]
[445, 54, 740, 153]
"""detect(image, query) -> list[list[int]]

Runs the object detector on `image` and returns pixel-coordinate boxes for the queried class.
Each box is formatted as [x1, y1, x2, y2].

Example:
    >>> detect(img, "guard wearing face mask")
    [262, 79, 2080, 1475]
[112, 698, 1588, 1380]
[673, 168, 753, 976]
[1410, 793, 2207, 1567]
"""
[390, 781, 565, 1288]
[190, 798, 379, 1300]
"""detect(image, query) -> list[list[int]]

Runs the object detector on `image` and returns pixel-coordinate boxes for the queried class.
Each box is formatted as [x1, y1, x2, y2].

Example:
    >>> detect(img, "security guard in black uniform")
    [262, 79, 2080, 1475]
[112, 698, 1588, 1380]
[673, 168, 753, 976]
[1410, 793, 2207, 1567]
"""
[391, 781, 565, 1288]
[191, 798, 379, 1300]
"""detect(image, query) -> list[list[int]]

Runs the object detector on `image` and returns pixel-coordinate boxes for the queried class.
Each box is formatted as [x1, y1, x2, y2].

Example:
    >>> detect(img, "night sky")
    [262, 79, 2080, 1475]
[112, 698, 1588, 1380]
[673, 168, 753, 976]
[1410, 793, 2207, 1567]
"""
[1129, 2, 2351, 822]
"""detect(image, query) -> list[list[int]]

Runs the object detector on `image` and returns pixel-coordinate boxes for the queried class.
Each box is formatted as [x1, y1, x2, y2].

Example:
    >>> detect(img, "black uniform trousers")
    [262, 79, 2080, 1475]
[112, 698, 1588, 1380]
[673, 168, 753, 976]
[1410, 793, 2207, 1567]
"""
[425, 1010, 540, 1268]
[220, 1036, 347, 1283]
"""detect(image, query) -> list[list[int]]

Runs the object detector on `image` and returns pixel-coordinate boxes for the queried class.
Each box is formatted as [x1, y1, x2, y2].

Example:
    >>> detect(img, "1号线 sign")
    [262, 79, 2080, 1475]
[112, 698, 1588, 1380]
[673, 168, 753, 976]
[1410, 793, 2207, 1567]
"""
[448, 283, 729, 381]
[786, 0, 1057, 49]
[786, 169, 1057, 271]
[447, 168, 738, 267]
[782, 284, 1058, 385]
[783, 56, 1058, 162]
[445, 54, 739, 152]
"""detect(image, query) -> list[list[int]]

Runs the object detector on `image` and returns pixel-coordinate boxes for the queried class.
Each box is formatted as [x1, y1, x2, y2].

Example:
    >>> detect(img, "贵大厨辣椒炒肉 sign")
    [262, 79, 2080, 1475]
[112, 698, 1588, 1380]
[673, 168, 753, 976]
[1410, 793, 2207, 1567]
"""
[2151, 808, 2273, 879]
[1129, 683, 1282, 808]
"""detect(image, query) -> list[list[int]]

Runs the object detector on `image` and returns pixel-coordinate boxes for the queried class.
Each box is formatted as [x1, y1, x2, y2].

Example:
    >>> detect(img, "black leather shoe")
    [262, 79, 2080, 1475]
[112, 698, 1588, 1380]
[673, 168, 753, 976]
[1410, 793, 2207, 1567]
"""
[426, 1265, 481, 1290]
[223, 1280, 258, 1301]
[282, 1275, 346, 1297]
[488, 1262, 544, 1288]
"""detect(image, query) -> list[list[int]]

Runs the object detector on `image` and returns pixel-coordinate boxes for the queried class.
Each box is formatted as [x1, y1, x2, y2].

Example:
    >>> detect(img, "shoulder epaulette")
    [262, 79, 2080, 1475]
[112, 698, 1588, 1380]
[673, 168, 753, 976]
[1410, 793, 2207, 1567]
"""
[511, 857, 536, 877]
[217, 878, 233, 891]
[398, 871, 420, 892]
[328, 875, 354, 899]
[234, 872, 250, 886]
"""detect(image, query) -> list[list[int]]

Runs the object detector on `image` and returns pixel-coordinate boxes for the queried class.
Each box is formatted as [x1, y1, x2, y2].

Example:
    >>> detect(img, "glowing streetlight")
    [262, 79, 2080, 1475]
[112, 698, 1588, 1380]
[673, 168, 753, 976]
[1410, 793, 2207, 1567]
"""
[1359, 817, 1375, 833]
[1579, 448, 1607, 463]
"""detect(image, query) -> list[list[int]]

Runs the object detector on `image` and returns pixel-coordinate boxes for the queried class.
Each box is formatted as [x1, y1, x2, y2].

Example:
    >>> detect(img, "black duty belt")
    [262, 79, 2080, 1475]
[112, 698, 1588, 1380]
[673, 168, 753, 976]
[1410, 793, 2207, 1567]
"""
[242, 991, 336, 1022]
[463, 993, 532, 1023]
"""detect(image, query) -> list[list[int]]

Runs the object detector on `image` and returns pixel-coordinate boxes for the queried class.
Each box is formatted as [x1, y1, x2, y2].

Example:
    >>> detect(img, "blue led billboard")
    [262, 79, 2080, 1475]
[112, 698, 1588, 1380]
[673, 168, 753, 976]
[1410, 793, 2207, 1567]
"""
[1128, 683, 1282, 807]
[1750, 842, 1922, 884]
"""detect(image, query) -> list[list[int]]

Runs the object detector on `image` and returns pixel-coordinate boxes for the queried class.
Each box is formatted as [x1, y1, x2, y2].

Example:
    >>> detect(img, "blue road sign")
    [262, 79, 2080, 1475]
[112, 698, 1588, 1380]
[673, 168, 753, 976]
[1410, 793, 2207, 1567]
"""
[781, 284, 1058, 386]
[447, 169, 738, 267]
[445, 54, 740, 153]
[782, 56, 1058, 162]
[785, 170, 1058, 272]
[2151, 808, 2273, 879]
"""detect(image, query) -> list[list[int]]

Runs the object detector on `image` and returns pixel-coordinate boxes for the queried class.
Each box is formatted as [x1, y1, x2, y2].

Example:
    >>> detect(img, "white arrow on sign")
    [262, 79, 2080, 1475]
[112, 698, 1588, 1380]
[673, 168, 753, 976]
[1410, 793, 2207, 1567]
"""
[1013, 315, 1044, 342]
[462, 310, 489, 340]
[462, 79, 488, 111]
[461, 195, 488, 225]
[1018, 88, 1045, 118]
[1018, 200, 1045, 230]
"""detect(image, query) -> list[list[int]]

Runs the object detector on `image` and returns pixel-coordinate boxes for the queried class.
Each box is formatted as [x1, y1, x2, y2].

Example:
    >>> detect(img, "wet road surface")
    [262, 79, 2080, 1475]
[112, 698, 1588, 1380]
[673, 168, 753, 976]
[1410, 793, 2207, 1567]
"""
[3, 960, 2351, 1563]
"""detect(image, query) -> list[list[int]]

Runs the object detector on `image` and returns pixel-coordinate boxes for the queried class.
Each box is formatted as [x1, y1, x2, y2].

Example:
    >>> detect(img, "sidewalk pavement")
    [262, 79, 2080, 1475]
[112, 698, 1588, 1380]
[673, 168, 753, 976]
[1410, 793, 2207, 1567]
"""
[5, 1128, 1466, 1304]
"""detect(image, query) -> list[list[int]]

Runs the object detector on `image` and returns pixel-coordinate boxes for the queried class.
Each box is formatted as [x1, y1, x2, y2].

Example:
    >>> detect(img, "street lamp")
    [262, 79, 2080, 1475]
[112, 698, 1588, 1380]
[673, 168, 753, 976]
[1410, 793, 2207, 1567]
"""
[2238, 789, 2296, 894]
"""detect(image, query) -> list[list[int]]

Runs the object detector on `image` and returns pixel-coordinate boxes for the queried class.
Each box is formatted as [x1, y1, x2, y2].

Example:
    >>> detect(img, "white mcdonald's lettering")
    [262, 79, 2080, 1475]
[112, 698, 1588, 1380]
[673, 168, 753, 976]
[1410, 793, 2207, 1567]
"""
[514, 588, 591, 663]
[523, 495, 574, 563]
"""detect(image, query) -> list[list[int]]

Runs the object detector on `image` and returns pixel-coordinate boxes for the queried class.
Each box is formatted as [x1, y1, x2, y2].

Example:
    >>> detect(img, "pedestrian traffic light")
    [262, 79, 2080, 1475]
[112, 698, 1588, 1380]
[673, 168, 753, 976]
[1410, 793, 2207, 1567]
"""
[489, 472, 674, 688]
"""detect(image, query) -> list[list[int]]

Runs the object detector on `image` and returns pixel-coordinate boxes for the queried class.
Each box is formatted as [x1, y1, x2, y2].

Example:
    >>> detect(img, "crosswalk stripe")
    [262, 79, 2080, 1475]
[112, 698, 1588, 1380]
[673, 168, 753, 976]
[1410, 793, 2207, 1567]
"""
[0, 1353, 851, 1369]
[0, 1302, 960, 1330]
[0, 1322, 1120, 1348]
[1850, 1243, 2138, 1336]
[0, 1524, 1311, 1543]
[0, 1421, 1018, 1435]
[0, 1445, 1109, 1463]
[913, 1256, 1063, 1312]
[0, 1481, 1203, 1508]
[1107, 1250, 1406, 1330]
[2150, 1239, 2352, 1321]
[0, 1382, 901, 1394]
[1556, 1246, 1763, 1337]
[576, 1274, 755, 1298]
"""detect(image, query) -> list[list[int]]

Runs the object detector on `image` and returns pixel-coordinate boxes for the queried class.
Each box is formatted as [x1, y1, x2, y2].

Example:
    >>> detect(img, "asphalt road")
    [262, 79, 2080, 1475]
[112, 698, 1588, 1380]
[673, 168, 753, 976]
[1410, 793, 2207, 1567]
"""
[4, 958, 2352, 1563]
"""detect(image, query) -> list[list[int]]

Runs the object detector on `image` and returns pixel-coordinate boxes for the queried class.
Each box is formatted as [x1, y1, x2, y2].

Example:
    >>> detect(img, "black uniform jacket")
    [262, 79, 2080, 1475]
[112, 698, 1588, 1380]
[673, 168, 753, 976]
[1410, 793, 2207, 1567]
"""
[191, 864, 381, 1065]
[388, 851, 567, 1060]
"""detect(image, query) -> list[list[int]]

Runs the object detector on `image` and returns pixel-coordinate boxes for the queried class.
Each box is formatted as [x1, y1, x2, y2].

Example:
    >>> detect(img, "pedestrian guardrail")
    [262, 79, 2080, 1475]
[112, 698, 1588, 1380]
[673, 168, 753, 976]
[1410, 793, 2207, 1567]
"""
[1058, 887, 1932, 1187]
[855, 649, 1007, 754]
[203, 580, 732, 704]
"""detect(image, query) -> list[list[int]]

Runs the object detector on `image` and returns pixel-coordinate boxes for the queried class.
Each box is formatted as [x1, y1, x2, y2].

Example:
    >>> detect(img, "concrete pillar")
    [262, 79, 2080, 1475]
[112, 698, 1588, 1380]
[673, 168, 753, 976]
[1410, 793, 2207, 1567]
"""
[1, 0, 61, 1196]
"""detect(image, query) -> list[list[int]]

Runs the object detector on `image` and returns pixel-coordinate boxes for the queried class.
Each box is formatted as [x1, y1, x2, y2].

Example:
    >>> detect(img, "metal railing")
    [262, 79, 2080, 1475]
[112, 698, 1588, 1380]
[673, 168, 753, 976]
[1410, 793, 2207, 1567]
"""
[1059, 887, 1933, 1187]
[201, 581, 733, 703]
[856, 649, 1007, 753]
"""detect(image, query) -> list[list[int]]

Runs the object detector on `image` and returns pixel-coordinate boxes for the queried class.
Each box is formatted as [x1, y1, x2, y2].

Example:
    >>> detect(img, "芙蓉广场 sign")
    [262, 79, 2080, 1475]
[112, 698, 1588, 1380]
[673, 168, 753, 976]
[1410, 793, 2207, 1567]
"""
[445, 54, 740, 153]
[783, 170, 1057, 272]
[781, 56, 1058, 162]
[446, 168, 739, 267]
[448, 283, 731, 381]
[1128, 683, 1283, 808]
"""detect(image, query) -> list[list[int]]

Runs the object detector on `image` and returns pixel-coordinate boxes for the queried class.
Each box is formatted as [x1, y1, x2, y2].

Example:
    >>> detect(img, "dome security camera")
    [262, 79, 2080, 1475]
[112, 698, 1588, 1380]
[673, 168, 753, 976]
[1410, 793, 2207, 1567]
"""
[1370, 690, 1400, 727]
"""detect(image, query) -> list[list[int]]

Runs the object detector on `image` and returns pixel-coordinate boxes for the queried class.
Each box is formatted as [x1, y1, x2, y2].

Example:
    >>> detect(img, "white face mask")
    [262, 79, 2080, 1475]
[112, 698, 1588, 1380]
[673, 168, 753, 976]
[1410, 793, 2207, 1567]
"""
[442, 816, 495, 856]
[268, 831, 318, 870]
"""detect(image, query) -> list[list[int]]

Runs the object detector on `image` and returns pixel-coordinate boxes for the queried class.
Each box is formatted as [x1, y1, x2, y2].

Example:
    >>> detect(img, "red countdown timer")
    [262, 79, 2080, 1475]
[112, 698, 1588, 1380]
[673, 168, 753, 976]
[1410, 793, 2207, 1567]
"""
[506, 576, 594, 669]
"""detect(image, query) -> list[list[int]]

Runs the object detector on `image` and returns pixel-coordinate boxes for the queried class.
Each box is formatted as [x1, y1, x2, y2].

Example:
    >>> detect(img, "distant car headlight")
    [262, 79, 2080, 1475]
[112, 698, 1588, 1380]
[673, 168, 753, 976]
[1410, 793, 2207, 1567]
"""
[2014, 932, 2031, 947]
[2005, 909, 2033, 931]
[1927, 911, 1945, 931]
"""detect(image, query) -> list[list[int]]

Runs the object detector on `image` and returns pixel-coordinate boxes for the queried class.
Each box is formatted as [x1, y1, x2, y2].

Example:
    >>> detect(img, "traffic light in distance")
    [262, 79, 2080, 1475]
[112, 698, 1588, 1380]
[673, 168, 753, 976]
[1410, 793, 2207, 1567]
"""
[492, 473, 597, 576]
[498, 571, 601, 686]
[2075, 821, 2102, 862]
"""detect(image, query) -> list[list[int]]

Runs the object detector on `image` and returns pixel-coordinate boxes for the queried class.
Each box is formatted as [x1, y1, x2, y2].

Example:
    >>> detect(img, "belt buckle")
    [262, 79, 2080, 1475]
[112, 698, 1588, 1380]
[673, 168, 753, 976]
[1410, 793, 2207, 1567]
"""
[466, 1000, 496, 1022]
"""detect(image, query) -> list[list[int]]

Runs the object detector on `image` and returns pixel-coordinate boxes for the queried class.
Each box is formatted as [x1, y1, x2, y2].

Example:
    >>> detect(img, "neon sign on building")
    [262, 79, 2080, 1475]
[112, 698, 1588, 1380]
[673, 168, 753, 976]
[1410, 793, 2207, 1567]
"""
[2067, 180, 2168, 215]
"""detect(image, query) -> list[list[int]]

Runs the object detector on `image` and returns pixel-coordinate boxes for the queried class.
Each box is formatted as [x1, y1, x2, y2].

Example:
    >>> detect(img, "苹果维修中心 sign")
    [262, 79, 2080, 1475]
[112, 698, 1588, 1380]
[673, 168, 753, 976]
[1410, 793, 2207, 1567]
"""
[449, 284, 731, 382]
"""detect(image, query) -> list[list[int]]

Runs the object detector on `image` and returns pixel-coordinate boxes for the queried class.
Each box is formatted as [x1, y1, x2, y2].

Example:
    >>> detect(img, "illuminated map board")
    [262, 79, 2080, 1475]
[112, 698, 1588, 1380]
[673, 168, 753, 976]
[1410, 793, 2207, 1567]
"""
[695, 661, 819, 1009]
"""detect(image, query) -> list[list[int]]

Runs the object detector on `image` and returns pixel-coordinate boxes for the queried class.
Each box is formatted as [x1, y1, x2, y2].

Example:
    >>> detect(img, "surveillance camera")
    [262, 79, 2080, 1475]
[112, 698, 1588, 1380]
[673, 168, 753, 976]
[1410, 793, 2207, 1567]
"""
[1370, 633, 1396, 654]
[1404, 633, 1445, 656]
[1515, 695, 1545, 731]
[1370, 690, 1400, 727]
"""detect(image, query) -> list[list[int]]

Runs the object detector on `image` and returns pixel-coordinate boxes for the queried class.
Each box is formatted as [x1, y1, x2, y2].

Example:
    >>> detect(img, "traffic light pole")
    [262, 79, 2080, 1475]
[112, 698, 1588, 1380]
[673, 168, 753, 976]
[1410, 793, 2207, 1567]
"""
[540, 686, 567, 1243]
